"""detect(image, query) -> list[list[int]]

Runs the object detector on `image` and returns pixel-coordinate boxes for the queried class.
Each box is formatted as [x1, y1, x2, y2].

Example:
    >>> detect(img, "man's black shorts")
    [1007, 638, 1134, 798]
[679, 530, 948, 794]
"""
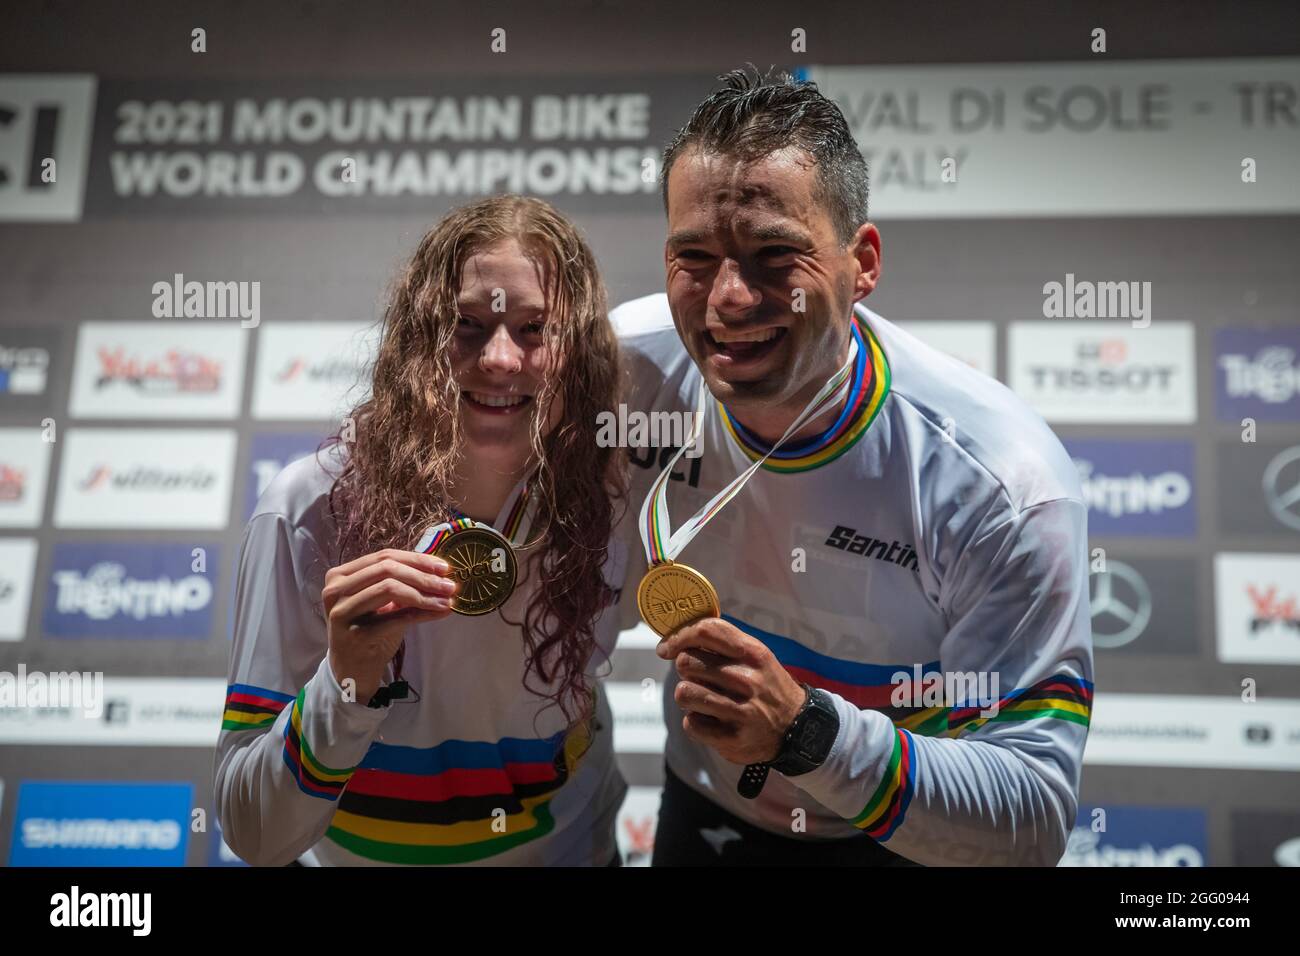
[652, 764, 920, 866]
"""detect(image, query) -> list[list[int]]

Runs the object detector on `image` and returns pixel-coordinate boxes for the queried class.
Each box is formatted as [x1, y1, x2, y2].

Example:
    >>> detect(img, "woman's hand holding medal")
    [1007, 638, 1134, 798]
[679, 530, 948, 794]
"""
[322, 549, 460, 705]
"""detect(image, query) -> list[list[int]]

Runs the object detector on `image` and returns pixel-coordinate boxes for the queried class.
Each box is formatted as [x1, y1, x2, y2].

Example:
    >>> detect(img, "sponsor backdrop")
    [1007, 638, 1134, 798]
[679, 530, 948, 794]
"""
[1, 3, 1297, 866]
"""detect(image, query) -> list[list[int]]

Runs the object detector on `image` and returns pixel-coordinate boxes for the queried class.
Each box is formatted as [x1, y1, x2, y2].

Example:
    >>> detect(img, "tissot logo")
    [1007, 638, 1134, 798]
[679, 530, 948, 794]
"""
[1030, 338, 1176, 391]
[1009, 323, 1195, 423]
[824, 525, 919, 572]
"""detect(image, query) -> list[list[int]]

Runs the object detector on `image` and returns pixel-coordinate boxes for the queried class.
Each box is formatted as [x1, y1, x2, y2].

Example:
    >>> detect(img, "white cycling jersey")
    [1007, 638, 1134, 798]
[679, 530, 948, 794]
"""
[613, 293, 1094, 866]
[214, 441, 629, 866]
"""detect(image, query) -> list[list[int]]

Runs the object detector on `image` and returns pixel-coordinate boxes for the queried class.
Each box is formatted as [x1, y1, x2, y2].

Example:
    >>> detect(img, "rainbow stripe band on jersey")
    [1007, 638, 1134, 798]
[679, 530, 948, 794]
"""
[221, 683, 294, 732]
[720, 316, 891, 474]
[639, 336, 858, 566]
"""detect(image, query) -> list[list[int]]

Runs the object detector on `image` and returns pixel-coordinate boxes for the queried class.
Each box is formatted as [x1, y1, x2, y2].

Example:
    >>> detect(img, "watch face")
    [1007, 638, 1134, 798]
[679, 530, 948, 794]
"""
[796, 713, 835, 761]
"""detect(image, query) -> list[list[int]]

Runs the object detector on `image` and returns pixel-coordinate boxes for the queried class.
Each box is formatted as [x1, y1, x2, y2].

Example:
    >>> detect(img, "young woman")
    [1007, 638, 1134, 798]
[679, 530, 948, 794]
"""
[215, 195, 629, 866]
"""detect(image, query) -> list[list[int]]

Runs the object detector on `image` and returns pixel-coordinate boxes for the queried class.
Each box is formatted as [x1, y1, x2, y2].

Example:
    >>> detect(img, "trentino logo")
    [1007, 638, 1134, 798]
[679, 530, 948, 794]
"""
[42, 541, 217, 639]
[1059, 806, 1206, 867]
[1065, 439, 1195, 536]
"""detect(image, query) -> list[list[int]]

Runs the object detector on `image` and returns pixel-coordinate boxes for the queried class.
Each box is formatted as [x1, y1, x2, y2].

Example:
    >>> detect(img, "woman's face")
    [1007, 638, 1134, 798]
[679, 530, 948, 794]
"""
[450, 239, 564, 464]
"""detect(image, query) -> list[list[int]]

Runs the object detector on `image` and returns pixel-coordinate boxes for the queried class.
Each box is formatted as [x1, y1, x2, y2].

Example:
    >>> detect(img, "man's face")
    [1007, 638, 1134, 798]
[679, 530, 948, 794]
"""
[664, 146, 877, 418]
[450, 239, 563, 460]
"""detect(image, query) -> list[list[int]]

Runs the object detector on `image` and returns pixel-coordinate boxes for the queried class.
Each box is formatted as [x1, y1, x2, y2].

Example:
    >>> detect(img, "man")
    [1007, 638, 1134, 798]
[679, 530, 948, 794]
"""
[613, 68, 1093, 866]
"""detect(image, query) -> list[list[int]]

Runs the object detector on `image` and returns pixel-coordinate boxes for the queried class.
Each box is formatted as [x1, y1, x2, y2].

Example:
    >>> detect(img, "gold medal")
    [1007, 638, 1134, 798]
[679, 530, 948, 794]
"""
[637, 561, 720, 637]
[434, 525, 518, 615]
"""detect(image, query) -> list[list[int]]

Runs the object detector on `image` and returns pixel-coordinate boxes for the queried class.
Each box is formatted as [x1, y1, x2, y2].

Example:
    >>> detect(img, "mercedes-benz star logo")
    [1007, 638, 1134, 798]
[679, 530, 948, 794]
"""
[1263, 445, 1300, 533]
[1090, 560, 1153, 649]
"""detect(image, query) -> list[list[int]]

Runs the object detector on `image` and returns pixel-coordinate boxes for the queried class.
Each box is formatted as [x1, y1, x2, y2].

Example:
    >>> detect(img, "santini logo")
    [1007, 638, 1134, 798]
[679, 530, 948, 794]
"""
[49, 885, 151, 936]
[824, 526, 919, 572]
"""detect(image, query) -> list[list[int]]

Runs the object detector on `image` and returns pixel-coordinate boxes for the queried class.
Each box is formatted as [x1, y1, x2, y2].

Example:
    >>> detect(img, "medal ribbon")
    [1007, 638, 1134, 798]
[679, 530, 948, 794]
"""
[414, 478, 534, 554]
[639, 337, 860, 566]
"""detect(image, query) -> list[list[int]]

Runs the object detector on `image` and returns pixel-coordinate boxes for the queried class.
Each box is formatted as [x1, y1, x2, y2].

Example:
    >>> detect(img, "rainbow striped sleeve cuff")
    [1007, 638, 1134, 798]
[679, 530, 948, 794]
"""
[850, 728, 915, 842]
[946, 674, 1093, 737]
[281, 687, 360, 801]
[222, 683, 295, 732]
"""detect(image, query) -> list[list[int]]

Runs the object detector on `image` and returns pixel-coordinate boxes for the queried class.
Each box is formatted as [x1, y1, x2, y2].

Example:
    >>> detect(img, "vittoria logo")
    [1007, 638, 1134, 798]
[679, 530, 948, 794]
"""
[273, 356, 357, 385]
[824, 525, 919, 573]
[94, 347, 222, 393]
[76, 464, 216, 493]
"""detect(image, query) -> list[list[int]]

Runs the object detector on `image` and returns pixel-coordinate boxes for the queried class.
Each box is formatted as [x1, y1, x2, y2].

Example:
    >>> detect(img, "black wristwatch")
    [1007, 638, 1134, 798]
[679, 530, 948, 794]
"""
[769, 684, 840, 777]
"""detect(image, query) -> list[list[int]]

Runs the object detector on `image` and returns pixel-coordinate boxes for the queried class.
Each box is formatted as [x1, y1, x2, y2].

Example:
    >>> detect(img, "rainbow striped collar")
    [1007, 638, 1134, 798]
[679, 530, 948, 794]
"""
[719, 316, 891, 474]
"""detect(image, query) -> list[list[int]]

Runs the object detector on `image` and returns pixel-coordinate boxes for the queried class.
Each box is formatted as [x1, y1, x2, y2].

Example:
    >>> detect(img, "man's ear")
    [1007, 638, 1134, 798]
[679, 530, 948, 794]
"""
[848, 222, 882, 303]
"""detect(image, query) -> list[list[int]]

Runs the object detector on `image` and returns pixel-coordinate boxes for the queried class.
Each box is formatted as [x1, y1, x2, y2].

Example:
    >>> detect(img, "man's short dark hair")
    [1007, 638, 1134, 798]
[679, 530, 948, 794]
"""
[660, 66, 870, 245]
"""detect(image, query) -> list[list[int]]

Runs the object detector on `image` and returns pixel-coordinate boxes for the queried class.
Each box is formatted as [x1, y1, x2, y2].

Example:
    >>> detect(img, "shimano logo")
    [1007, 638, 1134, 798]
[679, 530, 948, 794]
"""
[53, 562, 212, 620]
[824, 525, 919, 572]
[1060, 828, 1203, 867]
[1220, 347, 1299, 404]
[1075, 459, 1191, 517]
[24, 817, 181, 851]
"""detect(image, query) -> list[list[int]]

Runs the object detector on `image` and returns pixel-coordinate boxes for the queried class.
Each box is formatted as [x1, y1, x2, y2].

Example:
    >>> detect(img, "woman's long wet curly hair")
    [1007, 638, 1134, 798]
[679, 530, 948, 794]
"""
[319, 195, 624, 727]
